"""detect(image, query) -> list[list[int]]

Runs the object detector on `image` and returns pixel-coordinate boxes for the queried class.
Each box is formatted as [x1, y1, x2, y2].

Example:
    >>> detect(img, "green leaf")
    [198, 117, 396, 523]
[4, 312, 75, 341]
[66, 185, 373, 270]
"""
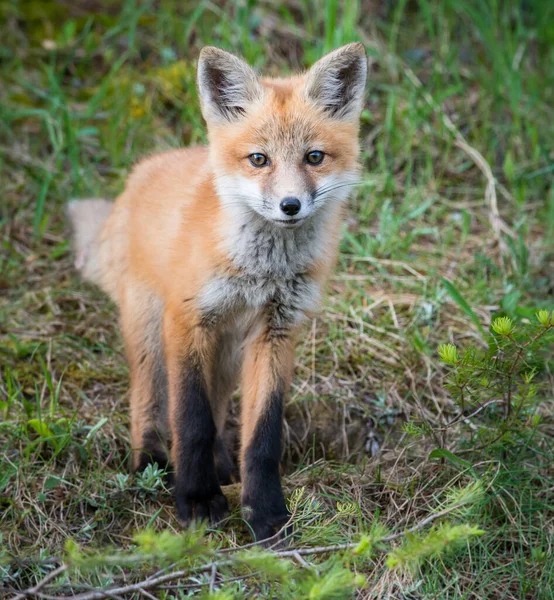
[86, 417, 109, 440]
[429, 448, 473, 472]
[28, 418, 54, 439]
[441, 278, 485, 337]
[28, 418, 59, 452]
[44, 476, 62, 490]
[501, 290, 520, 316]
[503, 150, 515, 181]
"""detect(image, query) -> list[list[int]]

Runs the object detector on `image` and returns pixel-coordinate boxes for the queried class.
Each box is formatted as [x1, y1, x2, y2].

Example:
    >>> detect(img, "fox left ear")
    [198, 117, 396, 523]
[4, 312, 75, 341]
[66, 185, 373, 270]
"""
[304, 43, 367, 121]
[197, 47, 263, 124]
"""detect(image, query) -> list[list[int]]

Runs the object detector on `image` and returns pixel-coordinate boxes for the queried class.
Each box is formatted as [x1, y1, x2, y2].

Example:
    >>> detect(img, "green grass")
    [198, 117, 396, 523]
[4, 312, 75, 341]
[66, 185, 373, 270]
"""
[1, 0, 553, 598]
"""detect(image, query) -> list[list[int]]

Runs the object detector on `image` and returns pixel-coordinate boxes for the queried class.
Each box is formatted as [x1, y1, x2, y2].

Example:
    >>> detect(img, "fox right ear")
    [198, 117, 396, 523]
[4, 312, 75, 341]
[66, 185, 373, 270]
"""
[304, 43, 367, 121]
[197, 47, 263, 124]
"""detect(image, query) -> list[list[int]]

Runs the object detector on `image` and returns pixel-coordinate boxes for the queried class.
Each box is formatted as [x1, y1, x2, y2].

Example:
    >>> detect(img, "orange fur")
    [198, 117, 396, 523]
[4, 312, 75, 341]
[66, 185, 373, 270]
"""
[239, 328, 296, 469]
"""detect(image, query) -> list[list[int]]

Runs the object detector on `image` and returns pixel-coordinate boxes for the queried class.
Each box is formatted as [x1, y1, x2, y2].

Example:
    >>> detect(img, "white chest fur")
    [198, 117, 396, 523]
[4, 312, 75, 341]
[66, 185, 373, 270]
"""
[198, 214, 327, 329]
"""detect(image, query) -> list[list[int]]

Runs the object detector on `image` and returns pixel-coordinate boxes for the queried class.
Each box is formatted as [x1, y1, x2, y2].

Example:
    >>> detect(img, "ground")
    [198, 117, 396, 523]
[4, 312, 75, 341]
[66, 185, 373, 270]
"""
[1, 1, 553, 599]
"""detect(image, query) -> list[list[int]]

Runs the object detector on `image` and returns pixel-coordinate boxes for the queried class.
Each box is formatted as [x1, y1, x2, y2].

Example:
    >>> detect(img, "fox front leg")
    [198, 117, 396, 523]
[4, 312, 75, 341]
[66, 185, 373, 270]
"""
[164, 305, 228, 526]
[240, 326, 296, 541]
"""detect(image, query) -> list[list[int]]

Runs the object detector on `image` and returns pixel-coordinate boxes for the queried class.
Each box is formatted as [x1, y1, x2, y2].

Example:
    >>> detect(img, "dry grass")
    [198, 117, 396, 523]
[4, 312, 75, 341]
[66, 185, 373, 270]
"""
[1, 1, 553, 598]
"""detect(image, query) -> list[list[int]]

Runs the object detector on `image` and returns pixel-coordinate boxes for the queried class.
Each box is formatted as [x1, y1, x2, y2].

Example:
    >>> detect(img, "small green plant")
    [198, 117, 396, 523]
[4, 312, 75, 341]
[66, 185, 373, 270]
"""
[437, 311, 554, 453]
[135, 463, 166, 494]
[112, 473, 130, 491]
[386, 523, 484, 570]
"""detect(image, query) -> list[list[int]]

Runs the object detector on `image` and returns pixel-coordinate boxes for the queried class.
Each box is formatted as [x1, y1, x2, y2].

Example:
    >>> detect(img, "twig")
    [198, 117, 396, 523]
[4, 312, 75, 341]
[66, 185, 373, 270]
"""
[217, 516, 293, 554]
[144, 561, 179, 583]
[12, 501, 472, 600]
[268, 501, 474, 559]
[442, 399, 504, 428]
[11, 566, 67, 600]
[158, 571, 259, 591]
[293, 552, 310, 568]
[217, 511, 321, 555]
[209, 563, 217, 593]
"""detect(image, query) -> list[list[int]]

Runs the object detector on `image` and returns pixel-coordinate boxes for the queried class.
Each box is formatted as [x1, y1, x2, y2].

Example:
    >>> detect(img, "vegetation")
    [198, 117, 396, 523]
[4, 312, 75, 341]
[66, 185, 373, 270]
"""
[1, 1, 553, 598]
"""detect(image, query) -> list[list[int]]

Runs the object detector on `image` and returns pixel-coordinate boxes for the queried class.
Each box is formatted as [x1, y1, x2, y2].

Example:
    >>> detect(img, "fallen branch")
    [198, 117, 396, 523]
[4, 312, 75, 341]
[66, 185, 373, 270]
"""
[10, 500, 472, 600]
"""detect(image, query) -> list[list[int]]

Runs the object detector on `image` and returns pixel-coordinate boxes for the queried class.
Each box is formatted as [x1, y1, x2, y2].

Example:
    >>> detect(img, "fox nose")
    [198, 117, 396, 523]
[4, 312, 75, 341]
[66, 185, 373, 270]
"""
[280, 197, 301, 216]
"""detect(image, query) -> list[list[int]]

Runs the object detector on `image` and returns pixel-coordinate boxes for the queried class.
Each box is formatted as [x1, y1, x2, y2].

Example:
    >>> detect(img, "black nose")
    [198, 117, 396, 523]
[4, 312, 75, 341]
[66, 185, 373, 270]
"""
[280, 197, 301, 216]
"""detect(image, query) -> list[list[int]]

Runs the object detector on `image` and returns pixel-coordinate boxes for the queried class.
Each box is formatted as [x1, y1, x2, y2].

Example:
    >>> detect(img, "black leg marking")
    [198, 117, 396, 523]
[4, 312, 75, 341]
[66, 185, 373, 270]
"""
[242, 389, 289, 542]
[174, 358, 228, 526]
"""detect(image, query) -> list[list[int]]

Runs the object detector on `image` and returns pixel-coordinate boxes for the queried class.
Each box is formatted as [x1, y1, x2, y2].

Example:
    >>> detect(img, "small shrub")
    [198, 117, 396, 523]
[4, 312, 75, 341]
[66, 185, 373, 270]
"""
[438, 311, 553, 453]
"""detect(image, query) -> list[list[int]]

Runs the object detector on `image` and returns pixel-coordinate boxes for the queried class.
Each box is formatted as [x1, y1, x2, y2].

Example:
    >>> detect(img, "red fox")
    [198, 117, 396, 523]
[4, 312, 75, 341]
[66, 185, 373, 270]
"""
[68, 43, 367, 540]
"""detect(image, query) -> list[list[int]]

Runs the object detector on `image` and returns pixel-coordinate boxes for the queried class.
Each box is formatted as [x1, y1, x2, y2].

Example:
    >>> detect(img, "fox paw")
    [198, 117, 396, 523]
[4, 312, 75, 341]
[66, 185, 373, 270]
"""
[176, 492, 229, 527]
[243, 506, 292, 544]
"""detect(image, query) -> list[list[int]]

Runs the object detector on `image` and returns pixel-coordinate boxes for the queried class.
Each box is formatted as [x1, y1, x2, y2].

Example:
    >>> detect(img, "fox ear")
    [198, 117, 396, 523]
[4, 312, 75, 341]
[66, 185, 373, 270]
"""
[304, 43, 367, 121]
[197, 47, 263, 123]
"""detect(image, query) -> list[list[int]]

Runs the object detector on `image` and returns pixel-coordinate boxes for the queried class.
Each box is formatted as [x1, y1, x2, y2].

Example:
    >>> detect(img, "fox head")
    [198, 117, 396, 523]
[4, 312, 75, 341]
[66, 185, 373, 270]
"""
[197, 43, 367, 229]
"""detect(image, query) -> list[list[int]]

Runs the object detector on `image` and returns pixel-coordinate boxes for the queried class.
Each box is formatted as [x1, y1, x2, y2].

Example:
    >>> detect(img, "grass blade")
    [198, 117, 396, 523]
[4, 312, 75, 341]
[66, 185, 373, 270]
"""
[441, 277, 486, 337]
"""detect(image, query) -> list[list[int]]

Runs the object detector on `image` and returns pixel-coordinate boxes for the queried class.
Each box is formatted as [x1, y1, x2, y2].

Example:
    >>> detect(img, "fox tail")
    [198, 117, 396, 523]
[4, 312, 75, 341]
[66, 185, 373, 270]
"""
[66, 198, 113, 287]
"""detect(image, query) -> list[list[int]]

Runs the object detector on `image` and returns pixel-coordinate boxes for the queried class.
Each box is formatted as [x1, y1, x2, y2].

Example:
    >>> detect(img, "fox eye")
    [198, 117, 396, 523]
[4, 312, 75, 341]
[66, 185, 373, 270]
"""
[306, 150, 325, 165]
[248, 153, 269, 167]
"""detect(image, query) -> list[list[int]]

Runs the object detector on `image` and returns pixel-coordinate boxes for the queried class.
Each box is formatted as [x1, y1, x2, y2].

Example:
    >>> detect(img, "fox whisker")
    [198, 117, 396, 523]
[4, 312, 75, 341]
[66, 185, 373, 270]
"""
[313, 180, 363, 199]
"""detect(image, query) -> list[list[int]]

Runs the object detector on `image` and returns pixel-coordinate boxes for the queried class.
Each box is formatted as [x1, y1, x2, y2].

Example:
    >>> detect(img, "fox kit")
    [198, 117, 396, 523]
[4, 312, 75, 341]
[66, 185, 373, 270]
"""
[68, 43, 367, 540]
